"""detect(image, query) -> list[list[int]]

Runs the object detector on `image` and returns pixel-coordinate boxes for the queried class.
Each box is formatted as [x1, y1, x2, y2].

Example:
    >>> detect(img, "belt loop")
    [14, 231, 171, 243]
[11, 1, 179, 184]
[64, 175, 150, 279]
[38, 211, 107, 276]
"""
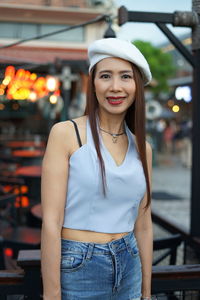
[86, 243, 94, 260]
[123, 232, 132, 253]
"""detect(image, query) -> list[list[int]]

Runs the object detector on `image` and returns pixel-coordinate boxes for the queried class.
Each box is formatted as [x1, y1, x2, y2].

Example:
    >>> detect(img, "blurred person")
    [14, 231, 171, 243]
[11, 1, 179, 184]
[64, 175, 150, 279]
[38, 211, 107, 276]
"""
[41, 38, 153, 300]
[173, 120, 192, 168]
[173, 122, 183, 153]
[163, 120, 175, 154]
[180, 120, 192, 168]
[155, 119, 165, 153]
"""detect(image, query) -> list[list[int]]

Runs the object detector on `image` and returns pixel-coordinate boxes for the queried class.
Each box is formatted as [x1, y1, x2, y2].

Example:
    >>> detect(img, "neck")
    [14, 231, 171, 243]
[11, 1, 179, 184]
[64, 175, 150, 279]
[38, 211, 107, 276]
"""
[97, 109, 126, 133]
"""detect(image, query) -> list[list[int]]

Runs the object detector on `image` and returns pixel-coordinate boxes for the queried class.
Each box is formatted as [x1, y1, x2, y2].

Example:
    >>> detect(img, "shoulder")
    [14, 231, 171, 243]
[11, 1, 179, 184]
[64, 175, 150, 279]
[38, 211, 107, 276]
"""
[49, 115, 87, 140]
[70, 115, 88, 127]
[47, 115, 88, 157]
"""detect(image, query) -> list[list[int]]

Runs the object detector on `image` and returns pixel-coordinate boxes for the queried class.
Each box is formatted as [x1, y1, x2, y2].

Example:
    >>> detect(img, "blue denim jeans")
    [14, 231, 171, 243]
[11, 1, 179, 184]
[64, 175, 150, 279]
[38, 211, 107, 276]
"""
[60, 231, 142, 300]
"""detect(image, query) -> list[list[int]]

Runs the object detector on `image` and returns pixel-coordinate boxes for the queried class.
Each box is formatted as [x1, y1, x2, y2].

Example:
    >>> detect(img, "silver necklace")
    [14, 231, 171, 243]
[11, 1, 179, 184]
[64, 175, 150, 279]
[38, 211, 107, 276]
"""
[99, 127, 125, 143]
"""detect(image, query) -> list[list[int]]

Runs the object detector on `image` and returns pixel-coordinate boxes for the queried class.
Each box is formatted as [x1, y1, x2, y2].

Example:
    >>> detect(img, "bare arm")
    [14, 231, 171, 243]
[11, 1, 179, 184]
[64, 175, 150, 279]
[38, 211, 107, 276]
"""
[134, 141, 153, 298]
[41, 122, 70, 300]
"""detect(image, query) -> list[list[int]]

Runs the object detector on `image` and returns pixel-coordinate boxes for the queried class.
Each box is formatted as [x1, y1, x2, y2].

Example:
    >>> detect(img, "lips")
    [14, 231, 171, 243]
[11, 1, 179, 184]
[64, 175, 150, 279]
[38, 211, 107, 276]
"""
[107, 96, 125, 100]
[106, 96, 125, 105]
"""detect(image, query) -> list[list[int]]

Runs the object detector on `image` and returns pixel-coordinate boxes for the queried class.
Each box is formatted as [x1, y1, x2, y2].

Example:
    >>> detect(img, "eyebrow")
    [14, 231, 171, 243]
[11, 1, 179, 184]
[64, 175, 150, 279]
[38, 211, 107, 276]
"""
[98, 70, 133, 74]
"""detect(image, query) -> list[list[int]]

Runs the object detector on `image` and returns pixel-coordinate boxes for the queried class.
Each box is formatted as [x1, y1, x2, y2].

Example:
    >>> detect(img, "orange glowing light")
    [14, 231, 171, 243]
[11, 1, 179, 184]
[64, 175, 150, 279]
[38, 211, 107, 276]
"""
[15, 197, 20, 207]
[30, 73, 37, 81]
[0, 89, 4, 95]
[16, 69, 26, 79]
[24, 70, 31, 80]
[46, 76, 59, 92]
[3, 185, 12, 193]
[15, 196, 29, 207]
[29, 91, 37, 102]
[3, 77, 11, 86]
[172, 105, 180, 113]
[21, 185, 28, 194]
[0, 103, 5, 110]
[13, 87, 30, 100]
[54, 90, 60, 96]
[49, 94, 57, 104]
[13, 187, 20, 194]
[5, 65, 15, 78]
[7, 94, 12, 100]
[21, 196, 29, 207]
[4, 248, 13, 257]
[3, 65, 60, 101]
[11, 185, 28, 194]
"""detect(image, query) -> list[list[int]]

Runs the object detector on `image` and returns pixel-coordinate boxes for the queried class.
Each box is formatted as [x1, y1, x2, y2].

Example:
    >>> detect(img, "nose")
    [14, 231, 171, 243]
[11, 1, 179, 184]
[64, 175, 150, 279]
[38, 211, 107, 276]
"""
[109, 77, 123, 92]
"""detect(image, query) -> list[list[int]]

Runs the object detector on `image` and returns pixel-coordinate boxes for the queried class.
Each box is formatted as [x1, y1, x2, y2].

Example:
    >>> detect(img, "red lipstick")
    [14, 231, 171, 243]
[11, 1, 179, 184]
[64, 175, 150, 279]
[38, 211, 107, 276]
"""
[107, 96, 124, 105]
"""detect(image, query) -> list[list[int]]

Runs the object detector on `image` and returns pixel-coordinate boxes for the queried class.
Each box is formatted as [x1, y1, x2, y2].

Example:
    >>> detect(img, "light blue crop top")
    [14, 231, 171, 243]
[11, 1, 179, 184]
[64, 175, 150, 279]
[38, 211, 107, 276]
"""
[62, 117, 146, 233]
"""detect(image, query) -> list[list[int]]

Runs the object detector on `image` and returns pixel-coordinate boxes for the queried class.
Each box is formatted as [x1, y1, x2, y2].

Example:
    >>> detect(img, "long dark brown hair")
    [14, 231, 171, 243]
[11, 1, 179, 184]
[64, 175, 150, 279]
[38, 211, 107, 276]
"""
[84, 64, 151, 208]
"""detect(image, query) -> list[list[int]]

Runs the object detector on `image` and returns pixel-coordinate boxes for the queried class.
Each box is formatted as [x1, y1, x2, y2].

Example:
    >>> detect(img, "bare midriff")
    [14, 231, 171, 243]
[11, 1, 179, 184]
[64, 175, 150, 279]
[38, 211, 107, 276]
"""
[61, 228, 130, 244]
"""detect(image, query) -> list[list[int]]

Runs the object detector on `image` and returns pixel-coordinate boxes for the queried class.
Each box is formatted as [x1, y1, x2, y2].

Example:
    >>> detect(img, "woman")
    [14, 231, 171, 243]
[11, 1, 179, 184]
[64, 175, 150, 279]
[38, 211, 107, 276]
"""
[41, 38, 153, 300]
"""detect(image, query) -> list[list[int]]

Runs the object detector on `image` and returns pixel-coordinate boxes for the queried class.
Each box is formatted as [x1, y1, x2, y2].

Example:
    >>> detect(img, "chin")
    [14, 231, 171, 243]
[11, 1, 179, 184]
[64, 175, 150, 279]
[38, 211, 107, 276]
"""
[101, 106, 129, 116]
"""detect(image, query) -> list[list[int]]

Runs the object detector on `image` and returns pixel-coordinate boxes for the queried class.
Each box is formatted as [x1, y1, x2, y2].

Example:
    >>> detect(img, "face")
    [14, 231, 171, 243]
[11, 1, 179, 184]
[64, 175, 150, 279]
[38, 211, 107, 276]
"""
[94, 57, 136, 116]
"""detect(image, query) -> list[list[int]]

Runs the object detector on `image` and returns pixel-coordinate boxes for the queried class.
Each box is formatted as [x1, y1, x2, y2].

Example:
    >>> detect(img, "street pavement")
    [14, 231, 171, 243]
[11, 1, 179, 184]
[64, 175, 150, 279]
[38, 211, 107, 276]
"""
[151, 152, 196, 265]
[152, 152, 191, 233]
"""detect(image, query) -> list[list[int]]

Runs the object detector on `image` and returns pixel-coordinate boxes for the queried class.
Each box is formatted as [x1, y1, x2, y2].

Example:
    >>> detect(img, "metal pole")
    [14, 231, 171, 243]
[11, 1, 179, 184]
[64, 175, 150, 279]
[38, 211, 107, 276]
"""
[191, 0, 200, 237]
[60, 66, 71, 121]
[118, 6, 196, 67]
[156, 22, 195, 67]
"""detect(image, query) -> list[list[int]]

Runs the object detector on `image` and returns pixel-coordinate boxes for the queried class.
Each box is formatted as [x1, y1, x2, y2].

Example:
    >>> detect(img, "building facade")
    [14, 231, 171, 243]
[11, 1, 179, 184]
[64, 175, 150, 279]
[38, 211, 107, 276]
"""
[0, 0, 116, 130]
[0, 0, 115, 65]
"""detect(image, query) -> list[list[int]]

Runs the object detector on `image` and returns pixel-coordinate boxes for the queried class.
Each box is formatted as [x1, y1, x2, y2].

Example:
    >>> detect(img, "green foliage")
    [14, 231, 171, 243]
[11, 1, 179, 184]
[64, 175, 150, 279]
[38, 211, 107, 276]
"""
[133, 40, 175, 94]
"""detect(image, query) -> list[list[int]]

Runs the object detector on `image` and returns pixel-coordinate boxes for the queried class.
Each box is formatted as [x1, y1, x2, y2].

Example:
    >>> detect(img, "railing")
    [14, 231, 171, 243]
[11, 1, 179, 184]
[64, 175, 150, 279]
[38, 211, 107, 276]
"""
[0, 250, 42, 299]
[152, 208, 200, 263]
[0, 270, 25, 300]
[153, 234, 182, 265]
[152, 264, 200, 291]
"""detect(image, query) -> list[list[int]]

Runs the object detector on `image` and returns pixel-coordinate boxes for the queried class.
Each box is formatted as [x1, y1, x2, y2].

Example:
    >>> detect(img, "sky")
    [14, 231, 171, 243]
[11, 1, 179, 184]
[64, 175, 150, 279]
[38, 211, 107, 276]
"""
[114, 0, 192, 46]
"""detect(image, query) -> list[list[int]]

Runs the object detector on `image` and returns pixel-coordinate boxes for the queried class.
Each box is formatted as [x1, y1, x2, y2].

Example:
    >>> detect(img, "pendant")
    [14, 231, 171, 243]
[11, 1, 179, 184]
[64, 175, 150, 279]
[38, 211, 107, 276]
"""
[112, 135, 118, 143]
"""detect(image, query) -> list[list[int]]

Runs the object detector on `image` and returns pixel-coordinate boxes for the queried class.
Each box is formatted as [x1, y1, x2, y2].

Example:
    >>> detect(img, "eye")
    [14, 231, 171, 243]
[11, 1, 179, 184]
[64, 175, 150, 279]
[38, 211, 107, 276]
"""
[121, 74, 133, 79]
[99, 74, 110, 79]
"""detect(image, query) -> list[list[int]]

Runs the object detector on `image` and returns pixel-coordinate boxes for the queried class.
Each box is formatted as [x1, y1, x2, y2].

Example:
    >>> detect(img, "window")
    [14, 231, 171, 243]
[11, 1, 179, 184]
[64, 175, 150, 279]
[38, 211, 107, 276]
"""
[40, 24, 84, 42]
[0, 22, 84, 42]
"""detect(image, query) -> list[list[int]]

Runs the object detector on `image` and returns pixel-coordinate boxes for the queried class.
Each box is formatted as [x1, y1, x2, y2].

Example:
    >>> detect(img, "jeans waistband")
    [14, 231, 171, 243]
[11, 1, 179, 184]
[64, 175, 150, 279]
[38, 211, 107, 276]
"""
[61, 231, 136, 255]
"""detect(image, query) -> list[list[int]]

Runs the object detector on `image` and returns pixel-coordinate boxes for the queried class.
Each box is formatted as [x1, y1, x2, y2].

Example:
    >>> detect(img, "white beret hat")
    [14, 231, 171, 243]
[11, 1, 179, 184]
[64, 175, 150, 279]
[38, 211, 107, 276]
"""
[88, 38, 152, 85]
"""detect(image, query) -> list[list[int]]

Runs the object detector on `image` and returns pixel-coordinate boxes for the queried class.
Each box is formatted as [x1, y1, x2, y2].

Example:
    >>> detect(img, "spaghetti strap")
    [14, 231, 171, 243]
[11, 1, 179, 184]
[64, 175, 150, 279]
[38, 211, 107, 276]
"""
[69, 119, 82, 147]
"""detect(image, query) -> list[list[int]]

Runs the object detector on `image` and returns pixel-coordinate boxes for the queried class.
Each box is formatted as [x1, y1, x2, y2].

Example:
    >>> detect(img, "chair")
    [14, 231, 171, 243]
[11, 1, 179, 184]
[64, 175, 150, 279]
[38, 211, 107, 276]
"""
[0, 191, 41, 270]
[0, 225, 41, 270]
[0, 249, 42, 299]
[0, 193, 18, 226]
[153, 234, 182, 265]
[0, 176, 30, 225]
